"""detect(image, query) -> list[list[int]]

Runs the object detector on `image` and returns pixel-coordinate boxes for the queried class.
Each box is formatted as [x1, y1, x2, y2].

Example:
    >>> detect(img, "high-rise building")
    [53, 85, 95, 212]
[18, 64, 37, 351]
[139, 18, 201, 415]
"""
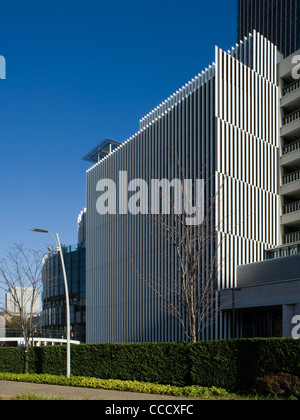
[85, 31, 281, 343]
[278, 49, 300, 248]
[238, 0, 300, 57]
[0, 316, 5, 337]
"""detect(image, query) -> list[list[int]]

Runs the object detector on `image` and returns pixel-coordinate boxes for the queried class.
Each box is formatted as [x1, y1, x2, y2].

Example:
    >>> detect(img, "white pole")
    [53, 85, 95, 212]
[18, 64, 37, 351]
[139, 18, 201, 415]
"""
[56, 233, 71, 378]
[32, 228, 71, 378]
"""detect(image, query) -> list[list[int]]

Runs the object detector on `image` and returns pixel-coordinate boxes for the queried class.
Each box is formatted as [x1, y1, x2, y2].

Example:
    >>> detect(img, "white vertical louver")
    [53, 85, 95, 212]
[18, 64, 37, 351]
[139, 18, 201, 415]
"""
[215, 31, 280, 338]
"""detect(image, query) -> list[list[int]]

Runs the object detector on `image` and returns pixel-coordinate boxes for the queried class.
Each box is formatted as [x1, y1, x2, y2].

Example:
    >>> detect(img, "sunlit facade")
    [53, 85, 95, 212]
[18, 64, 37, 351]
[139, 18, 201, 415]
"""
[86, 31, 281, 343]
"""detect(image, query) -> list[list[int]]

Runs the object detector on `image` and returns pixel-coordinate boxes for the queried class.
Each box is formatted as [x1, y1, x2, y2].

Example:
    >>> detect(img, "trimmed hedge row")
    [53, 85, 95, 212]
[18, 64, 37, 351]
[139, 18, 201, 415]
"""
[0, 339, 299, 391]
[190, 338, 300, 390]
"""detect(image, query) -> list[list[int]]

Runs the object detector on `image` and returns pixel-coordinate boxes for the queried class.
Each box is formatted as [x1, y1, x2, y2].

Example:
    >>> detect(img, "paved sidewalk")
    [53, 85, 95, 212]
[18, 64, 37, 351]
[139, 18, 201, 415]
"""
[0, 381, 194, 400]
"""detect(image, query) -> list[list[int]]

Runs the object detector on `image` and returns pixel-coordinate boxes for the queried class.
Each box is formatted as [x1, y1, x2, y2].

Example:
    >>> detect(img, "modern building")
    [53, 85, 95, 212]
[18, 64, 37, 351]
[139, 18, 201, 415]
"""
[238, 0, 300, 57]
[219, 45, 300, 339]
[278, 49, 300, 248]
[85, 31, 281, 343]
[41, 214, 86, 342]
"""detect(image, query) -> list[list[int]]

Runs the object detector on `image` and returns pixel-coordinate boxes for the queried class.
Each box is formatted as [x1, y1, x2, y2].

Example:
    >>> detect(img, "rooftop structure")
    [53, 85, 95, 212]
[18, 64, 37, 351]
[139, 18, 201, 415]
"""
[82, 138, 122, 164]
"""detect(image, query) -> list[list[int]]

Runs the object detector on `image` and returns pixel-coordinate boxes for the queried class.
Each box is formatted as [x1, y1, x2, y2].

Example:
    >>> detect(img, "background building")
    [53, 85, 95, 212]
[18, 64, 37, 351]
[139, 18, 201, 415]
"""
[6, 287, 40, 318]
[238, 0, 300, 57]
[0, 316, 5, 338]
[78, 208, 87, 246]
[85, 31, 281, 343]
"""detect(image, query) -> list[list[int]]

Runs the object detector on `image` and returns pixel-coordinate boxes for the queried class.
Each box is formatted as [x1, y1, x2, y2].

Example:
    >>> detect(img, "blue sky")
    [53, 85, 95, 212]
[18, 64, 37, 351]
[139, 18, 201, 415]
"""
[0, 0, 237, 257]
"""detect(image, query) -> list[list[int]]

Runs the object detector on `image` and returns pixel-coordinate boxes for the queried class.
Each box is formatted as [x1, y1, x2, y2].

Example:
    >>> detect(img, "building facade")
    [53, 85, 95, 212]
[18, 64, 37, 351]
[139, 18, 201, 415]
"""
[279, 49, 300, 248]
[219, 46, 300, 339]
[238, 0, 300, 57]
[86, 31, 281, 343]
[41, 213, 86, 342]
[41, 243, 86, 342]
[220, 254, 300, 338]
[78, 208, 87, 246]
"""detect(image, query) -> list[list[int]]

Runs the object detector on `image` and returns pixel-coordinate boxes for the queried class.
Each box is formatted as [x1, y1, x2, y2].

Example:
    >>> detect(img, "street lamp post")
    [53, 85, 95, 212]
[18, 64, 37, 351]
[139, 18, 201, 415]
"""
[32, 229, 71, 378]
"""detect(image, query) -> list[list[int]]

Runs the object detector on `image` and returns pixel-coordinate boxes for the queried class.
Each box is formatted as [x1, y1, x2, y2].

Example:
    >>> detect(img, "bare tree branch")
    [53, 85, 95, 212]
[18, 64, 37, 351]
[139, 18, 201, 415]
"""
[0, 245, 43, 373]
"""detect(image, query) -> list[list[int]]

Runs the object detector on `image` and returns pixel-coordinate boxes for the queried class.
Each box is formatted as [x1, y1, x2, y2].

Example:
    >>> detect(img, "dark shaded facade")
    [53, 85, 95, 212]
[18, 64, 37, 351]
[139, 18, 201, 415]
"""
[238, 0, 300, 57]
[41, 243, 86, 342]
[220, 254, 300, 338]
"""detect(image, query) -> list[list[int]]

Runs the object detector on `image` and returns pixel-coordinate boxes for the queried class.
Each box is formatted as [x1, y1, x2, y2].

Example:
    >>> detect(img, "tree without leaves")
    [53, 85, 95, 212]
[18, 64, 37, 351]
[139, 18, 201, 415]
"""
[133, 156, 236, 343]
[0, 245, 43, 373]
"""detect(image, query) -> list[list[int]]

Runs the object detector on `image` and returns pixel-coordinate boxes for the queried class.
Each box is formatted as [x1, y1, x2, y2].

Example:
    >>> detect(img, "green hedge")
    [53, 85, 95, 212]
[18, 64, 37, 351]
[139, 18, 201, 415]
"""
[70, 342, 191, 386]
[0, 347, 25, 374]
[0, 339, 299, 391]
[190, 339, 300, 390]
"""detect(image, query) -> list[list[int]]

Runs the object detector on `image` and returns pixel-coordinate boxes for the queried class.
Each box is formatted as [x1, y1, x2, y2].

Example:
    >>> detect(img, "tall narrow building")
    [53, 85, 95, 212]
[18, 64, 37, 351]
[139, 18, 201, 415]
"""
[278, 51, 300, 249]
[85, 31, 281, 343]
[238, 0, 300, 57]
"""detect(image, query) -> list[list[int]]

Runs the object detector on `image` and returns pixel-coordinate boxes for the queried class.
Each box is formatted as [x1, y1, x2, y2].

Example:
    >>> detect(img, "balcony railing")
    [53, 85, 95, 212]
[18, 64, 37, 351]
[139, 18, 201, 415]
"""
[283, 110, 300, 126]
[283, 200, 300, 214]
[266, 244, 300, 259]
[283, 79, 300, 96]
[283, 231, 300, 244]
[283, 170, 300, 185]
[283, 139, 300, 155]
[3, 329, 80, 341]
